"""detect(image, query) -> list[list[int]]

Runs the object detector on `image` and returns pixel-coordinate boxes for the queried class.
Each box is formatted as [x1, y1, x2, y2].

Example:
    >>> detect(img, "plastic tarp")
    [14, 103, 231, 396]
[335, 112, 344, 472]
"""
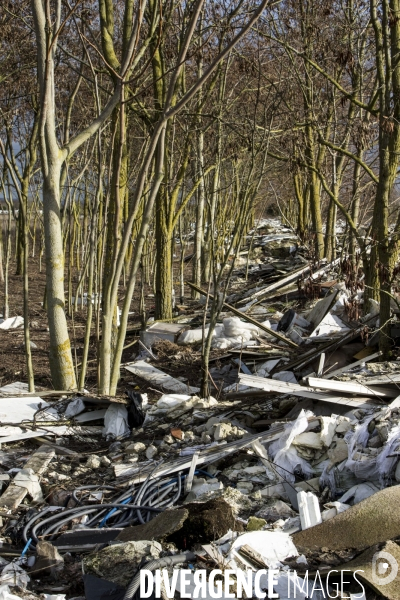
[269, 410, 314, 483]
[0, 317, 24, 330]
[103, 404, 130, 440]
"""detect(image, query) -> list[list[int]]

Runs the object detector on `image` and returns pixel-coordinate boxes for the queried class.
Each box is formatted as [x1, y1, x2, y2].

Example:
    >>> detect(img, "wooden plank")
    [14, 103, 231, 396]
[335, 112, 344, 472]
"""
[0, 445, 55, 510]
[306, 377, 398, 398]
[238, 373, 380, 408]
[357, 373, 400, 385]
[323, 351, 382, 379]
[186, 281, 298, 348]
[124, 361, 200, 394]
[307, 290, 339, 328]
[232, 259, 341, 308]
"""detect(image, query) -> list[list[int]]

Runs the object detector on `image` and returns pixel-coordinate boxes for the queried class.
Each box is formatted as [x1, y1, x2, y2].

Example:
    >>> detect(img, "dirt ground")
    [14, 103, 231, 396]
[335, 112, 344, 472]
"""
[0, 249, 209, 394]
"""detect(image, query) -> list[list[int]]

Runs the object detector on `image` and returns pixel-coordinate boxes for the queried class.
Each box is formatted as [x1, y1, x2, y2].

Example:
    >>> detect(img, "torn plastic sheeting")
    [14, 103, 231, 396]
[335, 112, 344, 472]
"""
[103, 404, 130, 440]
[0, 585, 27, 600]
[0, 316, 24, 330]
[13, 468, 43, 503]
[178, 324, 223, 345]
[0, 564, 30, 589]
[229, 530, 298, 569]
[343, 415, 400, 482]
[272, 371, 297, 384]
[339, 482, 379, 505]
[269, 410, 315, 483]
[124, 361, 200, 394]
[64, 398, 86, 418]
[223, 316, 259, 338]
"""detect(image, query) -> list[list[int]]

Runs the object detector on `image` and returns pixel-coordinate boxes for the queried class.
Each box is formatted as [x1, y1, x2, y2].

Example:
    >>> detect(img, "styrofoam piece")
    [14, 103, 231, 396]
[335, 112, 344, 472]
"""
[0, 316, 24, 330]
[297, 491, 322, 530]
[156, 394, 192, 410]
[125, 361, 199, 394]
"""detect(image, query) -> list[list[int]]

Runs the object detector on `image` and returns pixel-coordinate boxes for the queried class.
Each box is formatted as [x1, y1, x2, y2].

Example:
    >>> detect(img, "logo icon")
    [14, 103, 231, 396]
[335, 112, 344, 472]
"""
[371, 551, 398, 586]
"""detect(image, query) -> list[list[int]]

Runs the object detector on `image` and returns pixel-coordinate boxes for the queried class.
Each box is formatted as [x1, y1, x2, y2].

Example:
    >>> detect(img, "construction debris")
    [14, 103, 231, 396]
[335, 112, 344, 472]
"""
[1, 248, 400, 598]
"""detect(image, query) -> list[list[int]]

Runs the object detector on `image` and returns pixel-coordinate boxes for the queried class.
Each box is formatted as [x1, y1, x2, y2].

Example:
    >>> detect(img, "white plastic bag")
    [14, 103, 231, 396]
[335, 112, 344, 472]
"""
[269, 410, 314, 482]
[65, 398, 86, 418]
[103, 404, 130, 440]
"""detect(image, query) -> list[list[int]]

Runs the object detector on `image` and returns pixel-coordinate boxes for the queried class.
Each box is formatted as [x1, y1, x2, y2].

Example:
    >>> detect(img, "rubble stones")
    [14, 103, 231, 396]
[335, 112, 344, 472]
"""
[246, 516, 266, 531]
[33, 541, 64, 578]
[83, 541, 162, 587]
[145, 444, 157, 459]
[85, 455, 101, 469]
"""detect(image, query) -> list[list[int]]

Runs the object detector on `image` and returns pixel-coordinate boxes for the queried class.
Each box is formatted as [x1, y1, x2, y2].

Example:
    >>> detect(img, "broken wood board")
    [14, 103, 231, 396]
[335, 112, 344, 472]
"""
[119, 427, 286, 483]
[124, 361, 200, 394]
[186, 281, 298, 348]
[323, 351, 382, 379]
[306, 376, 398, 398]
[238, 373, 380, 408]
[357, 373, 400, 385]
[0, 445, 55, 510]
[307, 290, 339, 328]
[232, 258, 340, 308]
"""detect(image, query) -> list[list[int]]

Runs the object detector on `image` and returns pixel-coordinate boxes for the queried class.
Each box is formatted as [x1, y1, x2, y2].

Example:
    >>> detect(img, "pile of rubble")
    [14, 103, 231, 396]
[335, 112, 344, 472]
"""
[0, 232, 400, 598]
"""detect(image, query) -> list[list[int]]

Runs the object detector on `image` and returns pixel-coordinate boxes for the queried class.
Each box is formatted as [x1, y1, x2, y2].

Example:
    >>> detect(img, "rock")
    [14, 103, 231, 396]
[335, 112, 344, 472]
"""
[214, 422, 233, 441]
[145, 445, 157, 459]
[256, 500, 297, 522]
[293, 432, 323, 450]
[163, 435, 175, 444]
[116, 508, 188, 543]
[376, 422, 389, 443]
[168, 498, 244, 548]
[335, 416, 352, 434]
[293, 484, 400, 551]
[34, 541, 64, 578]
[83, 541, 162, 587]
[86, 455, 101, 469]
[246, 516, 266, 531]
[327, 438, 348, 465]
[201, 432, 212, 444]
[48, 471, 71, 482]
[237, 481, 253, 494]
[131, 442, 145, 453]
[101, 456, 111, 467]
